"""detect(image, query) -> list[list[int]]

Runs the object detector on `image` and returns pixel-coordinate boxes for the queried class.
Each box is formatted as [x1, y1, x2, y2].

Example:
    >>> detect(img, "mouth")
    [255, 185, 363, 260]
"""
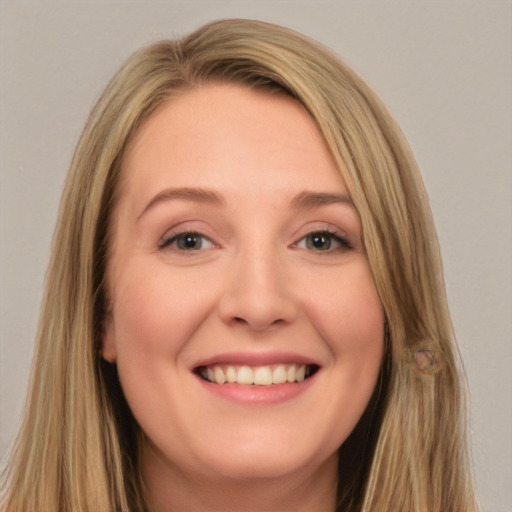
[194, 363, 320, 386]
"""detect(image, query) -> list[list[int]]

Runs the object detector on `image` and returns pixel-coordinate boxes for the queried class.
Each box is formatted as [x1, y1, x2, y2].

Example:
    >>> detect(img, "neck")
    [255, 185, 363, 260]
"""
[142, 443, 338, 512]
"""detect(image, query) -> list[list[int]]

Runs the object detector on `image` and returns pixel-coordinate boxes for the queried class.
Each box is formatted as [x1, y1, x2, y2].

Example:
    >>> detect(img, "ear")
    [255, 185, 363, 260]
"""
[99, 313, 118, 363]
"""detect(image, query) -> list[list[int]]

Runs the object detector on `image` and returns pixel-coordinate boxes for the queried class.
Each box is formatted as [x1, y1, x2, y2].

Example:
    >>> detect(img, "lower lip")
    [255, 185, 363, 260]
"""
[195, 374, 318, 404]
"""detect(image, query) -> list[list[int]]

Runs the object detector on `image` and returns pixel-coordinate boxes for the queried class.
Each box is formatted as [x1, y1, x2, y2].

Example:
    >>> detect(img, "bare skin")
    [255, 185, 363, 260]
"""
[143, 439, 338, 512]
[102, 84, 383, 512]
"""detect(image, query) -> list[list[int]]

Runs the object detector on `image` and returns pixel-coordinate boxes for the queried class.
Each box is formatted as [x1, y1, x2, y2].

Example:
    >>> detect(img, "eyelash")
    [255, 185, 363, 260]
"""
[159, 229, 352, 253]
[159, 231, 214, 251]
[295, 230, 353, 253]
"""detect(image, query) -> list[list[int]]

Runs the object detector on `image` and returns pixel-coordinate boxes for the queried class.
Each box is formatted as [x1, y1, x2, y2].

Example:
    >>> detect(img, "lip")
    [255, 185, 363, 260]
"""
[191, 351, 321, 405]
[194, 371, 318, 404]
[192, 350, 319, 368]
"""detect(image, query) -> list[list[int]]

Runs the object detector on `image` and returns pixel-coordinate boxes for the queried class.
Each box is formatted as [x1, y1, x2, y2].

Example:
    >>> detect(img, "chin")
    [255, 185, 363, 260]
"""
[190, 433, 339, 483]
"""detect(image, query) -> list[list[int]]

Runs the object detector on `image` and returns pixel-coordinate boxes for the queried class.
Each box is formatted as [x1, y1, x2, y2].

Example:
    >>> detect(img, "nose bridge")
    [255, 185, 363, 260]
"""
[219, 237, 297, 330]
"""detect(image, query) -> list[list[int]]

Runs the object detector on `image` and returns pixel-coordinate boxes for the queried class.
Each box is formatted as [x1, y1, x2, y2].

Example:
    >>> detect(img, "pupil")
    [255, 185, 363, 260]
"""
[180, 234, 200, 250]
[311, 233, 330, 250]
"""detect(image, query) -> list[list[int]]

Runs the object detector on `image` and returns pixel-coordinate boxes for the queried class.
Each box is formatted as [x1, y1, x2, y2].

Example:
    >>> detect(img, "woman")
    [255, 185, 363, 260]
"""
[1, 19, 479, 512]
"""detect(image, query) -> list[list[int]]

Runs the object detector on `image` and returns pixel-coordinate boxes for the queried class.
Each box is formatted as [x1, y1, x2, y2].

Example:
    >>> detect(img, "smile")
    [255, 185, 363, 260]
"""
[196, 364, 319, 386]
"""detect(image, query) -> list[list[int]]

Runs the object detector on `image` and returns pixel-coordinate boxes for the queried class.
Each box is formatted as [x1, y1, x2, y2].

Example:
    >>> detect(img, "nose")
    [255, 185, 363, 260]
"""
[217, 247, 298, 332]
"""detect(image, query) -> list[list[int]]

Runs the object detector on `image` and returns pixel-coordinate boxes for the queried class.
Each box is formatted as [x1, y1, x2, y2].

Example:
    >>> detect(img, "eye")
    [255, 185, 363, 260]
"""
[296, 230, 352, 252]
[159, 231, 214, 251]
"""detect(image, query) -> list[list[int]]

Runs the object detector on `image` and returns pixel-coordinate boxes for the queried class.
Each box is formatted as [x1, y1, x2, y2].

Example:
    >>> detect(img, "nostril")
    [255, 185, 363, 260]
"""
[219, 289, 297, 331]
[232, 316, 285, 329]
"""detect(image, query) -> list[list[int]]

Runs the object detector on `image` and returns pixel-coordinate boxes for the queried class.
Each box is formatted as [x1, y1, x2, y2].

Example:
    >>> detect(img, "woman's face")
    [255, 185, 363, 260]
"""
[102, 84, 384, 483]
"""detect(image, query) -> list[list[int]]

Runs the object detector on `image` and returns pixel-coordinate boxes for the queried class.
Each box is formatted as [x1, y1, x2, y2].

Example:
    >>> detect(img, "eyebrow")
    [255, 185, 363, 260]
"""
[138, 187, 353, 221]
[290, 191, 353, 210]
[138, 187, 224, 221]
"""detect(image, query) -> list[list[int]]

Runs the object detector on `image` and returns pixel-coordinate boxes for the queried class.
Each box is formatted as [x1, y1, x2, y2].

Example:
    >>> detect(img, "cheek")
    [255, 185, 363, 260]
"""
[305, 262, 384, 356]
[305, 261, 384, 418]
[107, 263, 215, 434]
[108, 261, 215, 362]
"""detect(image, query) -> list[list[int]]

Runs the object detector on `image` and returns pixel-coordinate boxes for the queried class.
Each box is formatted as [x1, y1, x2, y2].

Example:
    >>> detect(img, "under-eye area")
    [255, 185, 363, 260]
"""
[195, 364, 320, 386]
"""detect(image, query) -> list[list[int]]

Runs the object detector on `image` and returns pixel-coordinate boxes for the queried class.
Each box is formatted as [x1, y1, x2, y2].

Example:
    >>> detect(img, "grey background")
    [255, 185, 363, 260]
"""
[1, 2, 511, 510]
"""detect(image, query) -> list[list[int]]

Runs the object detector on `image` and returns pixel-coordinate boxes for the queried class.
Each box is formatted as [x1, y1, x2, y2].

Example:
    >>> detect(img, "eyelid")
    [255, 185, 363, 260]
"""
[296, 230, 351, 250]
[292, 222, 349, 241]
[159, 230, 216, 251]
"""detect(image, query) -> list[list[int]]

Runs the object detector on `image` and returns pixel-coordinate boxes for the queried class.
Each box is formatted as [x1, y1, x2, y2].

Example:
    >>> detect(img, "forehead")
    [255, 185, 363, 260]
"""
[120, 83, 348, 208]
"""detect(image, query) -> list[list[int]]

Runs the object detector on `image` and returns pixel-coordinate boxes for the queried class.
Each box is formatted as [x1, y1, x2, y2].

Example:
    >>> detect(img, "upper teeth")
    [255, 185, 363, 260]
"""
[201, 364, 308, 386]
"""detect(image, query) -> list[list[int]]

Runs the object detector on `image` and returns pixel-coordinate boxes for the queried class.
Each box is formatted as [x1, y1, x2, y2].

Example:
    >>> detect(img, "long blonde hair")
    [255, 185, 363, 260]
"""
[2, 19, 478, 512]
